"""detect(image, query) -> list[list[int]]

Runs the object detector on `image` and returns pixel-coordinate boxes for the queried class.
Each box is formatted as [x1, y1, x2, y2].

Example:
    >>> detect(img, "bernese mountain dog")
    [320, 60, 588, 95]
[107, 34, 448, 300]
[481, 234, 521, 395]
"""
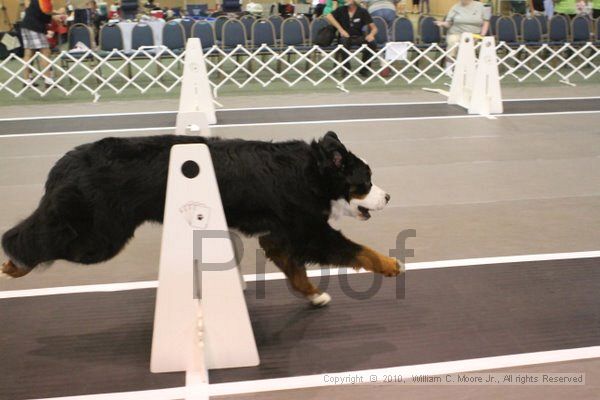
[1, 131, 402, 306]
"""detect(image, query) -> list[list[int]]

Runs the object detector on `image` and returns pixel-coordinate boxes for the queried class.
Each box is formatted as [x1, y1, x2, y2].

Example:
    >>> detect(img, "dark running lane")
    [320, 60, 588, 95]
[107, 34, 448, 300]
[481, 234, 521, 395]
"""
[0, 98, 599, 136]
[1, 258, 599, 399]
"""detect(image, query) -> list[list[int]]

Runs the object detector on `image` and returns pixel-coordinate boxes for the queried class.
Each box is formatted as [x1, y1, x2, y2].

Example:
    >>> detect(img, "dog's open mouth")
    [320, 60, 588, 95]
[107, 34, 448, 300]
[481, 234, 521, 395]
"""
[358, 206, 371, 220]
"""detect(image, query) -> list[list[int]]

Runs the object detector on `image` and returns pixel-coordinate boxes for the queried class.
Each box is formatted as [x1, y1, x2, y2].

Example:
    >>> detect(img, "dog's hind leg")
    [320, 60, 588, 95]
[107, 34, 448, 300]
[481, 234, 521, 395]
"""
[259, 235, 331, 307]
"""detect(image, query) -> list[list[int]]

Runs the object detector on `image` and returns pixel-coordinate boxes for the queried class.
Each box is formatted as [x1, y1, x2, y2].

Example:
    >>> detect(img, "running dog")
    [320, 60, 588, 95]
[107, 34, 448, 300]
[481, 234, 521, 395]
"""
[1, 132, 402, 305]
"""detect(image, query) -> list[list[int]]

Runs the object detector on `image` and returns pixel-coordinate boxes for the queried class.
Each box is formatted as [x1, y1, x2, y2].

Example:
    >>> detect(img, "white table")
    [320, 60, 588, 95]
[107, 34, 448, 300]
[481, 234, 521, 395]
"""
[118, 19, 166, 52]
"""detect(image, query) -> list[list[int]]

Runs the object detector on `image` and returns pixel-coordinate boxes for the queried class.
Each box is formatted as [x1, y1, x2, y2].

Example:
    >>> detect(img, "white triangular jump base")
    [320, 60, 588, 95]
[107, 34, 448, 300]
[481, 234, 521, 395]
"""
[150, 144, 260, 374]
[447, 32, 503, 116]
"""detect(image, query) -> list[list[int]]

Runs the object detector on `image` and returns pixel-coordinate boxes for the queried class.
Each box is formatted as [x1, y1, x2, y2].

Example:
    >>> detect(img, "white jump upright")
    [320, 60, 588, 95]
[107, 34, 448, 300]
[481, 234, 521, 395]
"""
[175, 38, 217, 135]
[447, 32, 503, 116]
[468, 36, 503, 115]
[151, 144, 260, 377]
[447, 32, 477, 109]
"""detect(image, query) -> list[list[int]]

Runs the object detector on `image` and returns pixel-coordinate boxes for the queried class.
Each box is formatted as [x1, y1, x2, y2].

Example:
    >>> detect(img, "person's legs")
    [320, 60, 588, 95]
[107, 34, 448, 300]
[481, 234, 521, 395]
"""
[359, 36, 378, 76]
[445, 33, 461, 75]
[39, 47, 53, 82]
[22, 48, 34, 81]
[338, 36, 353, 74]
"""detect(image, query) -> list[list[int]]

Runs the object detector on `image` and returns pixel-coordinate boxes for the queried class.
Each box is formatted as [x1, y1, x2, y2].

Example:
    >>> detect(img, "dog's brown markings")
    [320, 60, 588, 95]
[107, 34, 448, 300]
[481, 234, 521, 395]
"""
[259, 236, 320, 297]
[2, 260, 31, 278]
[349, 246, 402, 277]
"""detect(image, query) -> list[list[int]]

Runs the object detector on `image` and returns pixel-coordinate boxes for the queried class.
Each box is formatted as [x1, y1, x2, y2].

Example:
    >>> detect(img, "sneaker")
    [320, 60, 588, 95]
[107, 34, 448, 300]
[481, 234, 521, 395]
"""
[380, 67, 391, 78]
[44, 77, 56, 89]
[359, 68, 370, 78]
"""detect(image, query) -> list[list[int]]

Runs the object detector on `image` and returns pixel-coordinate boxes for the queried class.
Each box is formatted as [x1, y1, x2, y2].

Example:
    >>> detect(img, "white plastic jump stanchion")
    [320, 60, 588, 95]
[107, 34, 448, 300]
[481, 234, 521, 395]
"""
[175, 38, 217, 135]
[447, 32, 477, 109]
[446, 32, 503, 116]
[467, 36, 503, 115]
[150, 145, 260, 391]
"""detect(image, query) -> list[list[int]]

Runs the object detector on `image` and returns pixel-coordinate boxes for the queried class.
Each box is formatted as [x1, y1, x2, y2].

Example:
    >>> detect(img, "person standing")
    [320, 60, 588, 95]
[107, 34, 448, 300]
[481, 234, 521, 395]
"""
[529, 0, 546, 15]
[553, 0, 576, 18]
[411, 0, 420, 14]
[326, 0, 378, 77]
[593, 0, 600, 18]
[21, 0, 61, 87]
[434, 0, 489, 74]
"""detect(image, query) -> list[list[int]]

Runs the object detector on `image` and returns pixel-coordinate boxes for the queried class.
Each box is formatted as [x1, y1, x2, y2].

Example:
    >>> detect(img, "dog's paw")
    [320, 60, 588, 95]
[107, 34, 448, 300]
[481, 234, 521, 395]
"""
[381, 257, 403, 277]
[308, 292, 331, 307]
[1, 261, 30, 279]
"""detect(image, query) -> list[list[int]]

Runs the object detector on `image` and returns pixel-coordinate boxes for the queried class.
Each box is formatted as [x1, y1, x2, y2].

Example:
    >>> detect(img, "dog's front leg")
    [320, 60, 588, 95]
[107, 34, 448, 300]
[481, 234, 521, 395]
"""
[347, 245, 404, 277]
[259, 235, 331, 307]
[310, 226, 404, 277]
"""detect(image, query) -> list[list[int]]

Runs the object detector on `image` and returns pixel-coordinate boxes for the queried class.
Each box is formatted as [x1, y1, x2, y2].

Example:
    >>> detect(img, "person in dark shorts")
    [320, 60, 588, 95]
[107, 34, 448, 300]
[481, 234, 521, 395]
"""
[411, 0, 420, 13]
[529, 0, 545, 14]
[326, 0, 378, 77]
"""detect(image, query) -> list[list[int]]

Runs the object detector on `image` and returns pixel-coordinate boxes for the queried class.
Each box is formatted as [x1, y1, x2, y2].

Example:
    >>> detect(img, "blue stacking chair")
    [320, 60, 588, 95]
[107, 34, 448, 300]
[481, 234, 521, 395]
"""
[180, 18, 195, 39]
[214, 16, 229, 42]
[131, 23, 154, 50]
[488, 15, 500, 36]
[62, 24, 96, 83]
[68, 23, 93, 50]
[296, 15, 310, 41]
[392, 16, 414, 42]
[548, 14, 569, 44]
[496, 16, 519, 45]
[522, 17, 543, 45]
[191, 20, 216, 51]
[281, 17, 306, 48]
[240, 15, 255, 41]
[162, 21, 186, 53]
[571, 15, 591, 44]
[99, 24, 124, 54]
[221, 19, 247, 51]
[268, 15, 283, 40]
[372, 16, 388, 46]
[419, 16, 441, 46]
[512, 13, 524, 37]
[251, 19, 276, 48]
[310, 17, 331, 47]
[535, 14, 548, 37]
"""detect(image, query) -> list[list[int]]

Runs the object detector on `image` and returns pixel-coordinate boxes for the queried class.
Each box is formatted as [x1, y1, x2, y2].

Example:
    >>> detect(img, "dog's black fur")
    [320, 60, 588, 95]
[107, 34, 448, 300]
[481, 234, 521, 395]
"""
[2, 132, 400, 300]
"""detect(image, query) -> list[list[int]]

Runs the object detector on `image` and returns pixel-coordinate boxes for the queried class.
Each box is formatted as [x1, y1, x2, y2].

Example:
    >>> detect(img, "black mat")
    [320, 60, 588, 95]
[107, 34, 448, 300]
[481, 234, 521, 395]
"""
[1, 98, 599, 136]
[1, 258, 599, 399]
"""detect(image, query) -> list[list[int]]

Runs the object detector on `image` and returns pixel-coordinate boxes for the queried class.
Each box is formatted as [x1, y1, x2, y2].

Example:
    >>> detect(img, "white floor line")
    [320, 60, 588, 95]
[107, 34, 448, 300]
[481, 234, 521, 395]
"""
[1, 250, 599, 299]
[0, 110, 176, 122]
[0, 280, 158, 299]
[1, 96, 597, 122]
[0, 126, 173, 139]
[209, 346, 600, 397]
[3, 109, 599, 139]
[211, 110, 600, 128]
[28, 387, 186, 400]
[28, 345, 600, 400]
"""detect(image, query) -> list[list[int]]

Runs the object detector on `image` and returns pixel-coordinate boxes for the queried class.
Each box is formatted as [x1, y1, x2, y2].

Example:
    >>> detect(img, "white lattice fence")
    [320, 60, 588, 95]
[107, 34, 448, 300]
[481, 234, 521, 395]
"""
[0, 42, 598, 99]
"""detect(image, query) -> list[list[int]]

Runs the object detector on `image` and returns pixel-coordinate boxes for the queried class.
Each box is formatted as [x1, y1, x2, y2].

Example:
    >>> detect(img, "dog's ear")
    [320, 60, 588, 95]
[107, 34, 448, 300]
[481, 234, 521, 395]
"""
[318, 131, 347, 169]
